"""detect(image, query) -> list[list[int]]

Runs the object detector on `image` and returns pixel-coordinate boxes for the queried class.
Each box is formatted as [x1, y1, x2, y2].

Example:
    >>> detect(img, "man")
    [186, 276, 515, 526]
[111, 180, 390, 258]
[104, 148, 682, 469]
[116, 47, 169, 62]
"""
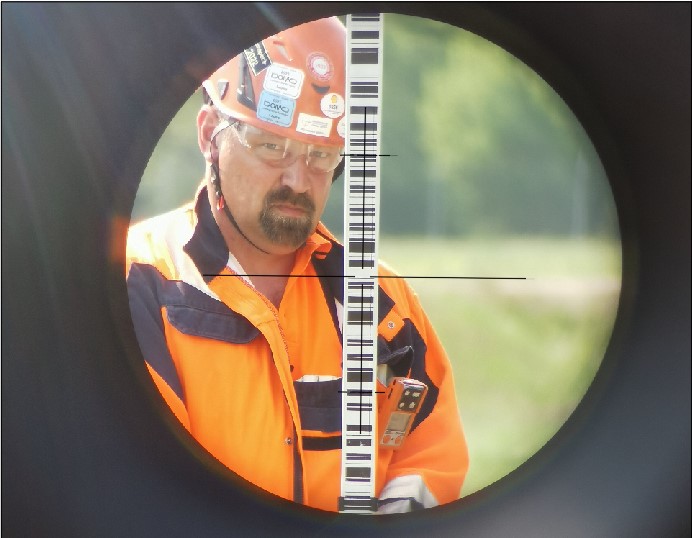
[126, 16, 468, 513]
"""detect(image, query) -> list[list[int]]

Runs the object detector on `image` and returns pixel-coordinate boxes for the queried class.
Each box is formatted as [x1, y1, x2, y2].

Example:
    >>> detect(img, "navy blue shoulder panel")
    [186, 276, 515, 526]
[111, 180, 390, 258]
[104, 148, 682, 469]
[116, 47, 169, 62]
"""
[162, 280, 259, 344]
[183, 186, 230, 282]
[127, 262, 185, 403]
[129, 261, 259, 349]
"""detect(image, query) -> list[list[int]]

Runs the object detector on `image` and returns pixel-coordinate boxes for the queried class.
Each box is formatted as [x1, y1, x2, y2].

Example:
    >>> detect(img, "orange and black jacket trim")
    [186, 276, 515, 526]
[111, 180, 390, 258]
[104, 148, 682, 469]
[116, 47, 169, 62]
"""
[126, 186, 469, 512]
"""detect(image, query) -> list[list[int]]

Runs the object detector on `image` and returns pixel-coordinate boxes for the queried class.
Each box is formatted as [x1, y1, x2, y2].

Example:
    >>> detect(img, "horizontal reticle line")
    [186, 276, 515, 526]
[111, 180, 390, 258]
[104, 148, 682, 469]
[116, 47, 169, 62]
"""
[341, 153, 398, 157]
[202, 273, 528, 280]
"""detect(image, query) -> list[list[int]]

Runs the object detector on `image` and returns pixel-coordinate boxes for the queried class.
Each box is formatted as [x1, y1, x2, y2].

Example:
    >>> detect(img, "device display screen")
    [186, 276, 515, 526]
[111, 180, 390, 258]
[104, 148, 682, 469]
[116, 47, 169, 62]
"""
[387, 412, 412, 432]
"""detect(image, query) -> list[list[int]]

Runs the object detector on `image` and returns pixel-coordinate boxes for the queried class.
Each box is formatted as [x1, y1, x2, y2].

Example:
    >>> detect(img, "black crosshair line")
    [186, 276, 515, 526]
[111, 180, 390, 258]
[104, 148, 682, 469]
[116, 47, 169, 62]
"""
[203, 274, 528, 280]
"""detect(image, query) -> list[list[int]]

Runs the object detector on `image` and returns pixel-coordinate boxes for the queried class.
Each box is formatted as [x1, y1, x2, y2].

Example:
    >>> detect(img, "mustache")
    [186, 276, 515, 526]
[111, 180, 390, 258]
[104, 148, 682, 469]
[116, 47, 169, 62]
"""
[264, 186, 315, 213]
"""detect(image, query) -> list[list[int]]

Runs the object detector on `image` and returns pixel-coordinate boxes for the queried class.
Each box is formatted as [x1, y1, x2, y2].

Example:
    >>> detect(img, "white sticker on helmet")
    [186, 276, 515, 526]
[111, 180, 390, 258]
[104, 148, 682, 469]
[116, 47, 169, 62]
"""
[296, 113, 333, 138]
[263, 63, 305, 99]
[336, 116, 346, 139]
[256, 91, 295, 127]
[320, 93, 345, 118]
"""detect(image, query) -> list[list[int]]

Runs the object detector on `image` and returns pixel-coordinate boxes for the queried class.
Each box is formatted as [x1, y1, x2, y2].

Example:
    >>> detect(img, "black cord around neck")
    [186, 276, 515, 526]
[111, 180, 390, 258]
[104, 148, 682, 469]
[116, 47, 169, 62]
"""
[210, 159, 271, 256]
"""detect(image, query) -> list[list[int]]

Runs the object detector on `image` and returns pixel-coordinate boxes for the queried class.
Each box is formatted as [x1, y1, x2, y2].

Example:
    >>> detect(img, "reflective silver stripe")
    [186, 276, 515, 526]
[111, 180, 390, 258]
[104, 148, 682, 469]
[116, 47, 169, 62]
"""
[377, 475, 440, 513]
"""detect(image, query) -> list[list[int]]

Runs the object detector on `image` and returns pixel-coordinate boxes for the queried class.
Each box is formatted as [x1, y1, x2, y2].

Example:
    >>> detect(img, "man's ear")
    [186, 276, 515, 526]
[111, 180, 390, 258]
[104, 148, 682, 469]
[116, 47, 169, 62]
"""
[197, 105, 219, 163]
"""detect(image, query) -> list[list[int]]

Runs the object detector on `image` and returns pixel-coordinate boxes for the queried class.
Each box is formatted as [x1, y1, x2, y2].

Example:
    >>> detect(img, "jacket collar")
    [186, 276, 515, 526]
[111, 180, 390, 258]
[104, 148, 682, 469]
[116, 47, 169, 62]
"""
[183, 186, 229, 282]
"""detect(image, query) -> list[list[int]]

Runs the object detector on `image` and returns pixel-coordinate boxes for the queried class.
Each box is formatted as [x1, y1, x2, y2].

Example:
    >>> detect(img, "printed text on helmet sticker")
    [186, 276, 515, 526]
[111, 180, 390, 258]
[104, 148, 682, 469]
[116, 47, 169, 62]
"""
[263, 63, 305, 100]
[307, 52, 334, 83]
[256, 91, 296, 127]
[321, 93, 345, 119]
[244, 42, 273, 76]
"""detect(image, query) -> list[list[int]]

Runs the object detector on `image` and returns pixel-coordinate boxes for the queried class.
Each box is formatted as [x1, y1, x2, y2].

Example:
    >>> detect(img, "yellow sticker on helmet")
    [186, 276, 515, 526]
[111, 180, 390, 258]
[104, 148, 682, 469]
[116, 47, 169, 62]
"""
[320, 93, 345, 119]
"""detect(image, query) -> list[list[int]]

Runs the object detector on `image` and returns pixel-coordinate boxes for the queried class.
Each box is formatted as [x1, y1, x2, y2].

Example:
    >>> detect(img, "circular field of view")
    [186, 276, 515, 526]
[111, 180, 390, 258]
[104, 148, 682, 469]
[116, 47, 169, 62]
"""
[132, 13, 621, 501]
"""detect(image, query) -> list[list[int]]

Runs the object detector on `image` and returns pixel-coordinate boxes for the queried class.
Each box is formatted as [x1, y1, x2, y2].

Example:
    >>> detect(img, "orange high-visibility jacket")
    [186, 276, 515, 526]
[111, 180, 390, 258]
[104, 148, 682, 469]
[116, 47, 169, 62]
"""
[126, 186, 469, 512]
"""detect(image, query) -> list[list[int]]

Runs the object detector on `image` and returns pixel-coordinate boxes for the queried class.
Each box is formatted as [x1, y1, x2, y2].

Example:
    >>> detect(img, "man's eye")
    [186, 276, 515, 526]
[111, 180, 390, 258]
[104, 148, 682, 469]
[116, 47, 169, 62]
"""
[310, 150, 331, 159]
[261, 142, 286, 152]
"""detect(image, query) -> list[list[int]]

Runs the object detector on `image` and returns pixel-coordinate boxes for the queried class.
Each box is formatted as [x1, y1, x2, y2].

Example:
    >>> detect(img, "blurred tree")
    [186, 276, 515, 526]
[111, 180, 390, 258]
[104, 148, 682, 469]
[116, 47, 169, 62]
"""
[415, 24, 616, 236]
[132, 90, 203, 223]
[378, 16, 459, 236]
[322, 15, 460, 237]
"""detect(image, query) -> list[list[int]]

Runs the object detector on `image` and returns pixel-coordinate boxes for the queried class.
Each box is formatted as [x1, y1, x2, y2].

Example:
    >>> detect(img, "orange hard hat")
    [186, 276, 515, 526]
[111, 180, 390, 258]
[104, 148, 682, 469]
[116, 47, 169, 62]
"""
[203, 17, 346, 148]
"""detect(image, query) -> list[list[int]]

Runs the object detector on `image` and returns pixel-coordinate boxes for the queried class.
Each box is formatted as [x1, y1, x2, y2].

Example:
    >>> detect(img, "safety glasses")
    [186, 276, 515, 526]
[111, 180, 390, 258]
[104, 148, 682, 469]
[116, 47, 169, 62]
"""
[218, 119, 344, 173]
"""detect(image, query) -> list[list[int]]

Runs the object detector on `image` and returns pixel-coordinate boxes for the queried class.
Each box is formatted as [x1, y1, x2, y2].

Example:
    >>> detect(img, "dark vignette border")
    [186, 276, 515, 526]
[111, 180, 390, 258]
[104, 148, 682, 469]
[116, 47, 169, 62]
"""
[2, 3, 689, 537]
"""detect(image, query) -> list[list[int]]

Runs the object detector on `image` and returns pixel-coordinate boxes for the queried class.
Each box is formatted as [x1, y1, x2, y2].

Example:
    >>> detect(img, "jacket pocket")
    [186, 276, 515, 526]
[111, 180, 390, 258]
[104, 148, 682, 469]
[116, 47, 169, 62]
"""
[294, 378, 342, 433]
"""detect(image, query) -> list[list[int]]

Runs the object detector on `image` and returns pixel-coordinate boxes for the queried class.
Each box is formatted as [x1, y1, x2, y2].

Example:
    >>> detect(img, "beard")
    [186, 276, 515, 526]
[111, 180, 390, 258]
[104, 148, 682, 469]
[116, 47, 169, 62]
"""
[259, 186, 316, 248]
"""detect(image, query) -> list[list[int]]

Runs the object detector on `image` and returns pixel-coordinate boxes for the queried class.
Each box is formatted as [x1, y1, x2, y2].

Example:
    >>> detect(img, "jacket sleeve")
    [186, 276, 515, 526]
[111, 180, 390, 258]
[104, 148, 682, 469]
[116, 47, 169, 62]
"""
[377, 279, 469, 512]
[127, 261, 191, 432]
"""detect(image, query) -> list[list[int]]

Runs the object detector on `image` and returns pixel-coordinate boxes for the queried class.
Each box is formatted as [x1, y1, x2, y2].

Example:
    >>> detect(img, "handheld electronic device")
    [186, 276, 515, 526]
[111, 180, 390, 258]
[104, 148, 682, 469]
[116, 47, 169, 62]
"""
[379, 377, 428, 449]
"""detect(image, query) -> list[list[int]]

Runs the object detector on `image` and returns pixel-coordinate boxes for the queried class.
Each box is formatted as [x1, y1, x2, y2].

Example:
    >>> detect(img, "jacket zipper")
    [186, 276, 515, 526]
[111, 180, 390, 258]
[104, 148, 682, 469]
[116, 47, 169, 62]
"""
[229, 270, 305, 504]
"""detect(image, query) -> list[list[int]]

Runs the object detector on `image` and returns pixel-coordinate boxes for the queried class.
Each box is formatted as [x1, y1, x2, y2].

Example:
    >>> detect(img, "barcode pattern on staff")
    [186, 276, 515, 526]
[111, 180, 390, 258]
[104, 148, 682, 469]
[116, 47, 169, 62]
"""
[340, 12, 383, 515]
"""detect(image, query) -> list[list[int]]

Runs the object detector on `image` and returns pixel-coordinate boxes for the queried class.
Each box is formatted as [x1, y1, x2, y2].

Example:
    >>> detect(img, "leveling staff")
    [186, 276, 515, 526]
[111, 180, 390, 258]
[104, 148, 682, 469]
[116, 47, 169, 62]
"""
[126, 16, 468, 513]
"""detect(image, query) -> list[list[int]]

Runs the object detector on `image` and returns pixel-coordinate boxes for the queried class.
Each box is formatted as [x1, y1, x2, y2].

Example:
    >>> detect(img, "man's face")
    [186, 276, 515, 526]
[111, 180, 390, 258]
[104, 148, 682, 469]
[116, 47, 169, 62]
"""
[214, 121, 334, 254]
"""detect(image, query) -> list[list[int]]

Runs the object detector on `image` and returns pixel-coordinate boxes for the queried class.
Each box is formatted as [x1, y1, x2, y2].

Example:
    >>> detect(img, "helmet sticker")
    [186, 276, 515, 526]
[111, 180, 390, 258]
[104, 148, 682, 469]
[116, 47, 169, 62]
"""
[263, 63, 305, 99]
[306, 52, 333, 83]
[336, 116, 346, 139]
[237, 55, 257, 111]
[320, 93, 345, 118]
[256, 90, 295, 127]
[296, 113, 333, 138]
[243, 42, 272, 76]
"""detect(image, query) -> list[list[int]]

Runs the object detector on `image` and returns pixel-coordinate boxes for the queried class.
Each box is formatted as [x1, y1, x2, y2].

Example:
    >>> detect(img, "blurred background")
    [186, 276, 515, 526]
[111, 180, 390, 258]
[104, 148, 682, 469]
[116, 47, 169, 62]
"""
[132, 14, 621, 498]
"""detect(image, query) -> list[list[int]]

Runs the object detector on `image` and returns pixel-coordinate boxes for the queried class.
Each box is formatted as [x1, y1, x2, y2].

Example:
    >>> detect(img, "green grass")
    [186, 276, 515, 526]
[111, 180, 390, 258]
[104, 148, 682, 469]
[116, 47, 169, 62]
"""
[378, 236, 622, 496]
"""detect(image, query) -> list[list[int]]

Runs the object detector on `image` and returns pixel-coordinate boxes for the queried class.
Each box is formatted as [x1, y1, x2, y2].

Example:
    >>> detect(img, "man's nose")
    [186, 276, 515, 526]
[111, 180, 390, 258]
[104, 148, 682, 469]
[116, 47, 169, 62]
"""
[279, 155, 310, 193]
